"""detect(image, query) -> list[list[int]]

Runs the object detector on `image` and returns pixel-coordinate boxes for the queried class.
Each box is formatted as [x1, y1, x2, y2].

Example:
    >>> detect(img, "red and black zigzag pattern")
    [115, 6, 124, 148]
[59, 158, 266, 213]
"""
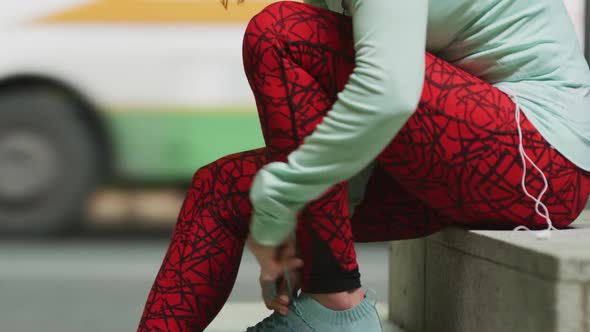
[138, 2, 590, 331]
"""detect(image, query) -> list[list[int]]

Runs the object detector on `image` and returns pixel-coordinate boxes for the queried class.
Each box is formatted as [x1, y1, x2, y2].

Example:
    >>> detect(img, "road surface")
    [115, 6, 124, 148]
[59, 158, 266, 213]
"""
[0, 237, 393, 332]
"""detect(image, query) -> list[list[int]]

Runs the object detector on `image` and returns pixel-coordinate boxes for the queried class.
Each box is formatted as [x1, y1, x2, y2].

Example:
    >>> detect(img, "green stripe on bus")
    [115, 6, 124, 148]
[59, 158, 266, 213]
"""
[106, 111, 265, 182]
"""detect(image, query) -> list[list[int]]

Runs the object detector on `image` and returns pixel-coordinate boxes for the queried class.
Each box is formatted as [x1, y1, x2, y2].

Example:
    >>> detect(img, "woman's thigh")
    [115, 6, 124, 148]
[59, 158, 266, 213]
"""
[376, 53, 590, 230]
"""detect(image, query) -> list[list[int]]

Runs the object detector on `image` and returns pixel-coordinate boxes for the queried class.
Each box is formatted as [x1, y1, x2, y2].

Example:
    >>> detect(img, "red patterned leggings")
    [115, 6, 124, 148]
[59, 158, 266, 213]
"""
[138, 2, 590, 331]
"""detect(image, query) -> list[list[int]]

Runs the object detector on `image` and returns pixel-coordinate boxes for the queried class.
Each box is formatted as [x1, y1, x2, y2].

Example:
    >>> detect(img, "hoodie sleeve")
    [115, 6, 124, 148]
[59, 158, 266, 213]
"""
[250, 0, 428, 246]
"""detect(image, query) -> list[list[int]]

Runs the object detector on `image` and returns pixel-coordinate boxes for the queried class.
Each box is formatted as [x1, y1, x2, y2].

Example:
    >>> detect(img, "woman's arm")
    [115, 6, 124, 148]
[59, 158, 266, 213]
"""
[250, 0, 428, 246]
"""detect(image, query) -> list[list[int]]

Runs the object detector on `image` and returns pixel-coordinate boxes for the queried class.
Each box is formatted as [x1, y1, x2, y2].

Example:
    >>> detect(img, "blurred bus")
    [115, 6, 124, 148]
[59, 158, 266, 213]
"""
[0, 0, 587, 235]
[0, 0, 275, 234]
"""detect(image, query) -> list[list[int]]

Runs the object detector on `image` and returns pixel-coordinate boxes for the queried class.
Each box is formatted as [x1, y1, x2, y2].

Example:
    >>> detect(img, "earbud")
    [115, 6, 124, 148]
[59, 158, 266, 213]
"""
[535, 229, 552, 240]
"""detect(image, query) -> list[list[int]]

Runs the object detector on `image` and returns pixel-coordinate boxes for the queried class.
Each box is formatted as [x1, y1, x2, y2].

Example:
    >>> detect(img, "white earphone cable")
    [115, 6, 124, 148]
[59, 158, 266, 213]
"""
[509, 93, 558, 240]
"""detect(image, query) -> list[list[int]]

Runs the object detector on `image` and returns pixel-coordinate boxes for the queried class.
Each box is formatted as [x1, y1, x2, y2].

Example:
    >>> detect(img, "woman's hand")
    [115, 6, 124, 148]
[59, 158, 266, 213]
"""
[260, 263, 301, 315]
[247, 235, 303, 315]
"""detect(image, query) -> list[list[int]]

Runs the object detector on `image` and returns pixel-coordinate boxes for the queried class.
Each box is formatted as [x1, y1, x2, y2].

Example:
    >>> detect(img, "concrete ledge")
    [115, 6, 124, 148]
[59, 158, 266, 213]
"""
[389, 210, 590, 332]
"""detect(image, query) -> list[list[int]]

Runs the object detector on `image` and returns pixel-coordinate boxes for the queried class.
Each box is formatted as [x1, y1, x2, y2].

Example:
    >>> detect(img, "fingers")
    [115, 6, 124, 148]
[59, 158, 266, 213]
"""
[261, 270, 301, 316]
[284, 257, 304, 271]
[259, 241, 303, 283]
[272, 267, 303, 315]
[270, 295, 290, 316]
[271, 277, 293, 316]
[247, 237, 276, 267]
[276, 281, 292, 310]
[252, 235, 303, 316]
[277, 237, 303, 271]
[261, 279, 278, 299]
[261, 279, 290, 315]
[248, 234, 302, 272]
[278, 237, 296, 260]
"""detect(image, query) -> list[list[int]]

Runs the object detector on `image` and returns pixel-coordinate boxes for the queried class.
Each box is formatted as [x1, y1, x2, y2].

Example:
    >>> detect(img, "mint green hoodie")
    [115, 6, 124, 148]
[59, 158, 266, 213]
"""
[250, 0, 590, 245]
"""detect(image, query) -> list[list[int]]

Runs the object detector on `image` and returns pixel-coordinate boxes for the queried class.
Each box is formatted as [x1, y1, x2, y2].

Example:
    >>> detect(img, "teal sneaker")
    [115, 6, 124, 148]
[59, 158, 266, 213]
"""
[245, 294, 382, 332]
[245, 308, 317, 332]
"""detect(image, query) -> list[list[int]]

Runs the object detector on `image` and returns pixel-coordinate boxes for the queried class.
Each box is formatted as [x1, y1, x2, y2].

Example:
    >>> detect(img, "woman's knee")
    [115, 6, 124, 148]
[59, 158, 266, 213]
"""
[243, 2, 315, 56]
[244, 2, 285, 41]
[191, 148, 266, 185]
[187, 149, 267, 237]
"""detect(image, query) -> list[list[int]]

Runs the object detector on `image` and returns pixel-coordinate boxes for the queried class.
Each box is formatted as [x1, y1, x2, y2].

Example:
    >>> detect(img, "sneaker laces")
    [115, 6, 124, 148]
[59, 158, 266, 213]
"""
[246, 267, 320, 332]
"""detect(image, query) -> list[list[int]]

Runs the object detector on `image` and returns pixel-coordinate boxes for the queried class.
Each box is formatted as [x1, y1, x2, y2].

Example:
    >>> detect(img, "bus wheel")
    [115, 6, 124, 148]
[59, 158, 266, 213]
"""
[0, 87, 101, 235]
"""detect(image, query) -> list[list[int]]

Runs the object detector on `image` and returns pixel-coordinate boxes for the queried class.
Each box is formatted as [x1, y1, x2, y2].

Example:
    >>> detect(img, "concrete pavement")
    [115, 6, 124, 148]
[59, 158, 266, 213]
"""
[0, 239, 392, 332]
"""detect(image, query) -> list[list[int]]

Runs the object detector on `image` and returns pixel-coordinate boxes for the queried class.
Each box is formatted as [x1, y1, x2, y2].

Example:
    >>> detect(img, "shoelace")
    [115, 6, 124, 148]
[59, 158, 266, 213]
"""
[246, 267, 319, 332]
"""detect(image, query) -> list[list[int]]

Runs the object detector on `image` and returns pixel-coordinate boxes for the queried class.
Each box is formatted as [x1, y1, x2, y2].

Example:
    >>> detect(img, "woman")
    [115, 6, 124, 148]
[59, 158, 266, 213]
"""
[138, 0, 590, 331]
